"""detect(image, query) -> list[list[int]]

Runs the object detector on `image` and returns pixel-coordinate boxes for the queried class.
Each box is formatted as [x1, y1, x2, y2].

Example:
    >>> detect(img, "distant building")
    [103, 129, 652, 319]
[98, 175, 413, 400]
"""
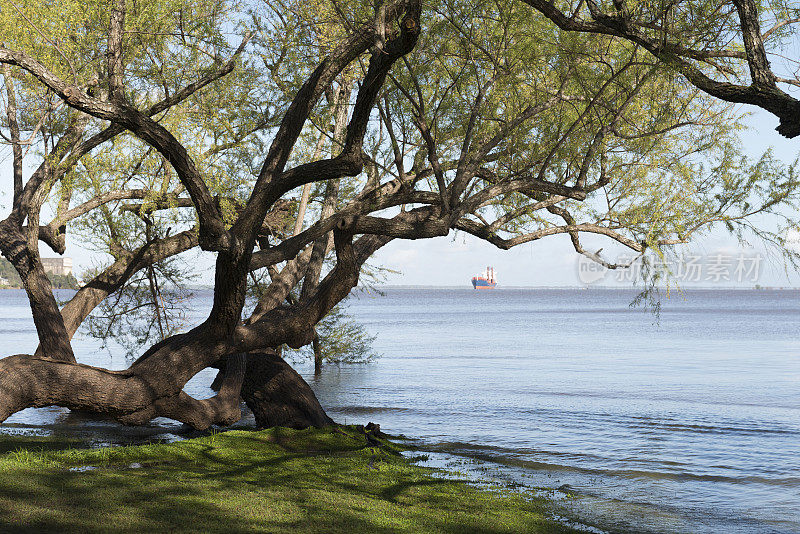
[41, 257, 73, 276]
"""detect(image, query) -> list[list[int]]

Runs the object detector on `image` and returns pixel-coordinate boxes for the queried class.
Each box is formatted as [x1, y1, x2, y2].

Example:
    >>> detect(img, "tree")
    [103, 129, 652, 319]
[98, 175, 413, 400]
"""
[0, 0, 796, 430]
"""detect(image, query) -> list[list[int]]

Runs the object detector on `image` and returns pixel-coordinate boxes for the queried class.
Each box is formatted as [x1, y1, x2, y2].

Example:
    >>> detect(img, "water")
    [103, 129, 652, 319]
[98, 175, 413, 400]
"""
[0, 287, 798, 533]
[307, 288, 800, 533]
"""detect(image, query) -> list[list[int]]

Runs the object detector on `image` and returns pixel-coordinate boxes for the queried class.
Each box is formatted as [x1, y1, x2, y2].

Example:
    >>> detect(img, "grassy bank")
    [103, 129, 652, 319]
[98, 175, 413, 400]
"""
[0, 426, 577, 533]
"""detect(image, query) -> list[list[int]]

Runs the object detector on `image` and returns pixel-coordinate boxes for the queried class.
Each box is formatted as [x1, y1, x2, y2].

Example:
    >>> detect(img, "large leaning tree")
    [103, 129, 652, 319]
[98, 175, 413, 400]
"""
[0, 0, 797, 429]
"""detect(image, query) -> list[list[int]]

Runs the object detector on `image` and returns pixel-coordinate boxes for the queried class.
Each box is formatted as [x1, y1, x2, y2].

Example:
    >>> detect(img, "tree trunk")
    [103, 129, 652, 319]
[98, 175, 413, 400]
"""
[241, 351, 333, 429]
[0, 221, 75, 362]
[312, 332, 323, 375]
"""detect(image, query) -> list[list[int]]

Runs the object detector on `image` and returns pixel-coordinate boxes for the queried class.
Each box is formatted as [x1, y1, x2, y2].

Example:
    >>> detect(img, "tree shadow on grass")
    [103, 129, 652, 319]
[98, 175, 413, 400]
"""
[0, 435, 79, 455]
[0, 428, 577, 534]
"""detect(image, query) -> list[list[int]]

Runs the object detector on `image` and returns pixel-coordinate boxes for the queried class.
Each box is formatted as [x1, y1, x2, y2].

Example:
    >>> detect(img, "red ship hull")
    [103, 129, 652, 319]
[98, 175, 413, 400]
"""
[471, 277, 497, 289]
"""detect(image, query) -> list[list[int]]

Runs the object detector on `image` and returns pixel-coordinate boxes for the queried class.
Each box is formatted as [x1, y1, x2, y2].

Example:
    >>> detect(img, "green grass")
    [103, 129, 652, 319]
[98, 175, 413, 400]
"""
[0, 426, 578, 533]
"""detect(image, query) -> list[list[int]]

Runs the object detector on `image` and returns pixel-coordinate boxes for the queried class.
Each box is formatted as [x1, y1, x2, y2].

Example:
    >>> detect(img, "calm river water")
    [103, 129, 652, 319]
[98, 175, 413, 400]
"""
[0, 287, 798, 533]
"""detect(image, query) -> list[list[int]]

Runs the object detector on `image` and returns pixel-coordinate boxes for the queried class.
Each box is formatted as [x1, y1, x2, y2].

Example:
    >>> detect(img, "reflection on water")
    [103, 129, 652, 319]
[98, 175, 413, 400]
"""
[1, 288, 799, 533]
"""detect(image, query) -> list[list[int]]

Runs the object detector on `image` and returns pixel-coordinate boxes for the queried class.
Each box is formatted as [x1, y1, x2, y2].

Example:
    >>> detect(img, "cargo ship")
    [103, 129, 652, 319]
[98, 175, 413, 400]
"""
[471, 266, 497, 289]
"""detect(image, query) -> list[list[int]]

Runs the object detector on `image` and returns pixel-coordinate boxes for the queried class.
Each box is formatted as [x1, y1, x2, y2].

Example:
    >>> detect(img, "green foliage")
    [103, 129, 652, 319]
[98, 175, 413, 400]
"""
[0, 259, 23, 287]
[287, 303, 378, 365]
[83, 255, 195, 359]
[48, 273, 79, 290]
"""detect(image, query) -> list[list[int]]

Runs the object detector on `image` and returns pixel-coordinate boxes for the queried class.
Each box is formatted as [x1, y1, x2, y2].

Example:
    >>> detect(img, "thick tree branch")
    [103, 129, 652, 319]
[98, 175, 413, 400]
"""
[455, 217, 644, 251]
[2, 64, 23, 199]
[0, 44, 245, 251]
[107, 0, 127, 102]
[517, 0, 800, 137]
[731, 0, 776, 88]
[234, 0, 422, 239]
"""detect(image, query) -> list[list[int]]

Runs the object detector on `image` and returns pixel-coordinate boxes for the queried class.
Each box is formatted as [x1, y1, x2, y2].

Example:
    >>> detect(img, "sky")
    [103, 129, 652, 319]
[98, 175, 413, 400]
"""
[1, 105, 799, 289]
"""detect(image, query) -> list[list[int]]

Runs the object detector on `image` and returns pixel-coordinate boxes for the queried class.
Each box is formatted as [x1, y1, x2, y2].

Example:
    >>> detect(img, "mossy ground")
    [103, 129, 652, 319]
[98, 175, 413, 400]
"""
[0, 426, 578, 533]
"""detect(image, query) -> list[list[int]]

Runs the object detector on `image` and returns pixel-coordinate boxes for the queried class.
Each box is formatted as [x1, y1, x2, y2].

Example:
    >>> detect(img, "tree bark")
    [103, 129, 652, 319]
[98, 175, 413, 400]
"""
[241, 351, 333, 429]
[0, 221, 75, 362]
[2, 64, 23, 199]
[312, 333, 323, 375]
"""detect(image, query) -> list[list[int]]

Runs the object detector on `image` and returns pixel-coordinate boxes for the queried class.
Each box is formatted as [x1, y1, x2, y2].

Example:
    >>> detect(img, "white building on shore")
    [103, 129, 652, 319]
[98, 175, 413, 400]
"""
[41, 257, 73, 276]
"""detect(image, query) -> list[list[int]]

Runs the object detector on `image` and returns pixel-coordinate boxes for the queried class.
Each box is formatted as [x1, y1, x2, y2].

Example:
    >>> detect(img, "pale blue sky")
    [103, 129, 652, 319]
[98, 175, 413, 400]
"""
[1, 106, 798, 288]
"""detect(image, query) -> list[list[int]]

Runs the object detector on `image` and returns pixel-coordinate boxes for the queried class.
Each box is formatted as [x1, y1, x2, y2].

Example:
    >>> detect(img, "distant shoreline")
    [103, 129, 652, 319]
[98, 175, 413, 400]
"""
[161, 284, 800, 293]
[0, 285, 79, 290]
[1, 284, 790, 292]
[354, 284, 800, 290]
